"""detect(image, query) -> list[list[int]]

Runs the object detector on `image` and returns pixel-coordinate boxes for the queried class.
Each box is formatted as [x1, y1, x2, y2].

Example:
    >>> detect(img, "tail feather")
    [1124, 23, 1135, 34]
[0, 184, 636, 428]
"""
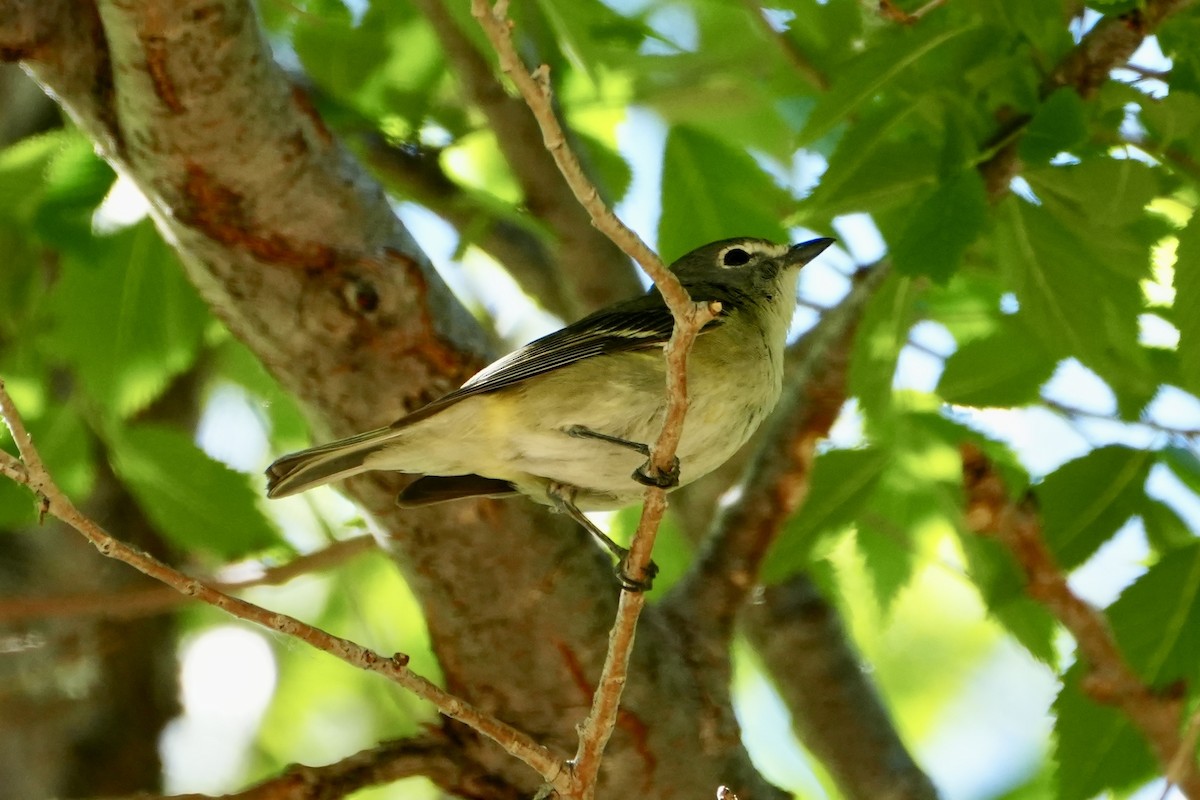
[265, 426, 396, 498]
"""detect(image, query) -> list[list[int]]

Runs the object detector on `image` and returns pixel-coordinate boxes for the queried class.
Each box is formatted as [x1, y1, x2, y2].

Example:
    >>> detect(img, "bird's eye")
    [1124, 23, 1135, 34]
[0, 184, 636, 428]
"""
[721, 248, 751, 267]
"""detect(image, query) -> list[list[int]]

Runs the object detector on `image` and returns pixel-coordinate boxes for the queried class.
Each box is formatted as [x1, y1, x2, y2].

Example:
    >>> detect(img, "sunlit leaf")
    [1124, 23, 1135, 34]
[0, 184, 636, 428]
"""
[41, 221, 210, 419]
[1018, 88, 1087, 163]
[762, 447, 891, 584]
[938, 318, 1058, 407]
[890, 169, 988, 283]
[1176, 213, 1200, 397]
[848, 272, 920, 419]
[1036, 446, 1153, 570]
[1054, 663, 1156, 800]
[1109, 543, 1200, 686]
[658, 126, 790, 261]
[109, 423, 281, 558]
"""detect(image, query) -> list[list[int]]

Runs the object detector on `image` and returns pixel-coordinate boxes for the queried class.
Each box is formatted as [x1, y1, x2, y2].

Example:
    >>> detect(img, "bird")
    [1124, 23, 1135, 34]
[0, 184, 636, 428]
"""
[266, 236, 836, 587]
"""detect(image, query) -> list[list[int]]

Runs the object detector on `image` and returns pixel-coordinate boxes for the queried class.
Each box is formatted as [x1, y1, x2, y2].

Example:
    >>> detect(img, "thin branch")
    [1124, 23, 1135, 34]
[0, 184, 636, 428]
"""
[471, 4, 719, 798]
[1164, 707, 1200, 800]
[979, 0, 1195, 197]
[667, 263, 937, 800]
[878, 0, 949, 25]
[0, 535, 377, 623]
[150, 731, 523, 800]
[669, 264, 885, 628]
[471, 0, 677, 310]
[1040, 396, 1200, 439]
[0, 377, 567, 789]
[359, 133, 576, 319]
[961, 444, 1200, 796]
[413, 0, 642, 315]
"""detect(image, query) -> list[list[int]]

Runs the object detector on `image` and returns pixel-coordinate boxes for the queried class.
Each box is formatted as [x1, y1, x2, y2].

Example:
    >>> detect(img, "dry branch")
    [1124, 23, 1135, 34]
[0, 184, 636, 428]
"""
[471, 3, 721, 797]
[2, 2, 777, 797]
[156, 732, 524, 800]
[0, 535, 377, 623]
[962, 445, 1199, 796]
[413, 0, 642, 316]
[0, 378, 568, 788]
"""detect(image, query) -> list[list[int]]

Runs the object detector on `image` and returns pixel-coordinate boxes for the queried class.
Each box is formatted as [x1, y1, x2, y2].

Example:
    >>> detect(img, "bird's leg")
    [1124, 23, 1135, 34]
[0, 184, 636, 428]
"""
[546, 482, 658, 592]
[565, 425, 680, 489]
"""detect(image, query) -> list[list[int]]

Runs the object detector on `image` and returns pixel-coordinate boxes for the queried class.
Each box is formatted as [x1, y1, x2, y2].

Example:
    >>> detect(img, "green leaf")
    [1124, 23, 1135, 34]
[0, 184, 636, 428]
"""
[0, 130, 74, 220]
[1141, 499, 1197, 553]
[1054, 662, 1156, 800]
[1028, 157, 1162, 231]
[1036, 446, 1153, 570]
[990, 596, 1058, 666]
[848, 271, 920, 419]
[1139, 90, 1200, 152]
[1176, 213, 1200, 397]
[1109, 543, 1200, 686]
[802, 104, 939, 218]
[1018, 88, 1087, 163]
[762, 447, 891, 584]
[890, 169, 988, 282]
[800, 21, 977, 144]
[25, 405, 96, 501]
[658, 126, 790, 262]
[937, 317, 1058, 406]
[1162, 446, 1200, 497]
[109, 423, 281, 558]
[994, 196, 1153, 414]
[41, 221, 210, 419]
[32, 135, 116, 249]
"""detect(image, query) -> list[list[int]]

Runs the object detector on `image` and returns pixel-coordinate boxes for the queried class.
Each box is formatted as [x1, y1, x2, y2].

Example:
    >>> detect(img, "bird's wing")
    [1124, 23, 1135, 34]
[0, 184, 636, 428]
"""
[391, 295, 725, 430]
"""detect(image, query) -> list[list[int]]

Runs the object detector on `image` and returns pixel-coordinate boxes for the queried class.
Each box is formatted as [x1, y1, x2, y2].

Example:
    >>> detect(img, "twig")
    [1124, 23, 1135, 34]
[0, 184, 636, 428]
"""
[471, 4, 718, 798]
[670, 264, 884, 628]
[149, 731, 524, 800]
[1040, 396, 1200, 439]
[569, 300, 718, 796]
[739, 0, 828, 91]
[879, 0, 949, 24]
[961, 444, 1200, 796]
[1163, 706, 1200, 800]
[414, 0, 641, 315]
[0, 535, 377, 623]
[0, 378, 567, 789]
[470, 0, 679, 310]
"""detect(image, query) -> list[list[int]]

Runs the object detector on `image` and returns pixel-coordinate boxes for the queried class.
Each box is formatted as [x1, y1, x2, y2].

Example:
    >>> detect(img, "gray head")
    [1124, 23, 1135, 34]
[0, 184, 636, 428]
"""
[668, 236, 836, 309]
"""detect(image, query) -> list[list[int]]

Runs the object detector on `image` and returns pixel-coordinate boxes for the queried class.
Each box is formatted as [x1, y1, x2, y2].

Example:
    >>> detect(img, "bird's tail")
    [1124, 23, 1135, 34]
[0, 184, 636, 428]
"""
[265, 426, 398, 498]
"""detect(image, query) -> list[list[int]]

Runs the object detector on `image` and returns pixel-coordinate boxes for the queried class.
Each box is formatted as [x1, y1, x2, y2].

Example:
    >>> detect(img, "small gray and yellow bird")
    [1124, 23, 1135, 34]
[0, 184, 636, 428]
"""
[266, 236, 835, 585]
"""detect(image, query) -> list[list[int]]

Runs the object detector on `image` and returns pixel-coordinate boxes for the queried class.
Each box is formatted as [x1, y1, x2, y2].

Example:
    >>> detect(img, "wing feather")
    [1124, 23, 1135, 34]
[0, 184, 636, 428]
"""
[391, 295, 723, 430]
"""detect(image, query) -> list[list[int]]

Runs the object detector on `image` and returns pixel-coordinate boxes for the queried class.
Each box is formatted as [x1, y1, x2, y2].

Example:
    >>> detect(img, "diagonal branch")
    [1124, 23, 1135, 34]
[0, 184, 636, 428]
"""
[471, 3, 719, 798]
[669, 265, 885, 628]
[359, 134, 576, 319]
[414, 0, 642, 316]
[979, 0, 1195, 197]
[0, 534, 377, 623]
[155, 731, 525, 800]
[0, 378, 569, 789]
[961, 444, 1199, 796]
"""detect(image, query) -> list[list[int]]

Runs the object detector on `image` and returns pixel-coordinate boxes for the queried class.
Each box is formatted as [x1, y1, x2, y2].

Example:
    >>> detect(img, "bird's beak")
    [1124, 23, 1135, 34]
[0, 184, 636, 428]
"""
[785, 237, 836, 268]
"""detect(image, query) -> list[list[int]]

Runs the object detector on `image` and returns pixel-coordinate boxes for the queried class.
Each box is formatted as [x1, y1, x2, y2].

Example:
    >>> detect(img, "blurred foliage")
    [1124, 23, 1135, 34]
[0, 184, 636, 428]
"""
[3, 0, 1200, 798]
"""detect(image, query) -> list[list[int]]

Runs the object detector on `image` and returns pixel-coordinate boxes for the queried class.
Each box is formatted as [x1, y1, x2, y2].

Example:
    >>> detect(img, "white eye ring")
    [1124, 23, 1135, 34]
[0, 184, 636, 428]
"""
[717, 241, 789, 268]
[720, 246, 752, 267]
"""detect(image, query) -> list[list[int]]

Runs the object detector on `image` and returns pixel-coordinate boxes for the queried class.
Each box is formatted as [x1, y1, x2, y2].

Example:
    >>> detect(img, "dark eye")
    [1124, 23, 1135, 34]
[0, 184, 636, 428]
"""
[721, 248, 751, 267]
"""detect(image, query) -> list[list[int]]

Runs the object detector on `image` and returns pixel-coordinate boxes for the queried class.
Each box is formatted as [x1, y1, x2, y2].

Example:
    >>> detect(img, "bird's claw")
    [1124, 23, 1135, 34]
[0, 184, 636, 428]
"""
[615, 557, 659, 592]
[633, 457, 680, 489]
